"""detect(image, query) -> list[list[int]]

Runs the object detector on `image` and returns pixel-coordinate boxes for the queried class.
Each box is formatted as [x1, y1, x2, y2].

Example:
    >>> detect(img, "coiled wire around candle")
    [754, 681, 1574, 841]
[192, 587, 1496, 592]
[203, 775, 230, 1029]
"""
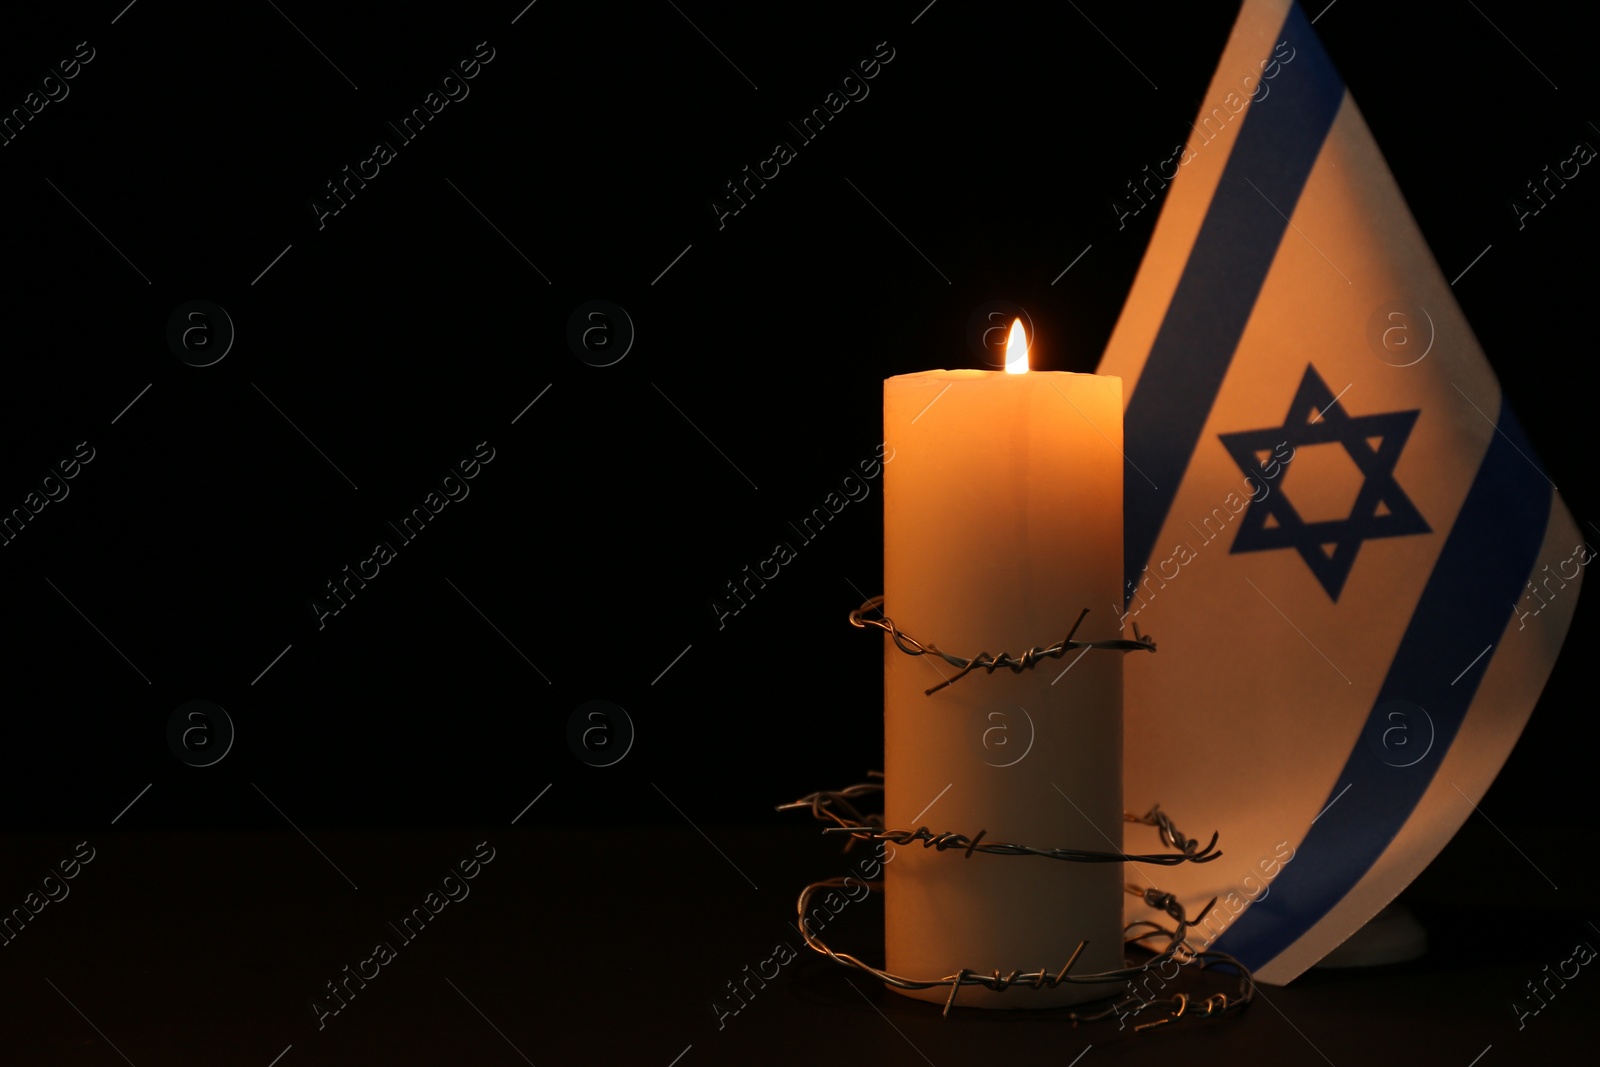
[850, 595, 1155, 695]
[778, 779, 1255, 1023]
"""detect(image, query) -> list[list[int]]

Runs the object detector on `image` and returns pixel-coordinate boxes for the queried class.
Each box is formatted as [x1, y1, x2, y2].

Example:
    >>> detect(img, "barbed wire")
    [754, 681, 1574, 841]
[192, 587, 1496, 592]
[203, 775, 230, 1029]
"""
[780, 779, 1253, 1022]
[791, 876, 1254, 1021]
[778, 780, 1220, 865]
[849, 595, 1155, 695]
[818, 822, 1221, 865]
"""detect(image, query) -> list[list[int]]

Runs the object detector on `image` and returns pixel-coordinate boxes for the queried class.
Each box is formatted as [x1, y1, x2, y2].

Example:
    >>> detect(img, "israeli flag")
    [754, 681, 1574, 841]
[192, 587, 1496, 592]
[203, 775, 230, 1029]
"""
[1099, 0, 1583, 984]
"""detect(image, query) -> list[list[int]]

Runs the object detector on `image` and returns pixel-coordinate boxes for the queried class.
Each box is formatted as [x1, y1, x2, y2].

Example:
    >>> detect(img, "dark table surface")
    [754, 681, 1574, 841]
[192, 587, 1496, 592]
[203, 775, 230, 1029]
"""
[0, 818, 1588, 1066]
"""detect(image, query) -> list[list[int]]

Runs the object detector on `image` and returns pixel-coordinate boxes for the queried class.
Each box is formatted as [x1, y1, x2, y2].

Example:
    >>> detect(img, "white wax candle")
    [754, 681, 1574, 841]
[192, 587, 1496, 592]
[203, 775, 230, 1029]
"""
[883, 341, 1125, 1009]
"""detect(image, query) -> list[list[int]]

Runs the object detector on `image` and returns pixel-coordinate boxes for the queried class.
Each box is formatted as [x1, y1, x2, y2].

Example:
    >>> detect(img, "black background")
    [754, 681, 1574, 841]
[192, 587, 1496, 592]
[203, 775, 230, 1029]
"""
[1, 1, 1595, 1063]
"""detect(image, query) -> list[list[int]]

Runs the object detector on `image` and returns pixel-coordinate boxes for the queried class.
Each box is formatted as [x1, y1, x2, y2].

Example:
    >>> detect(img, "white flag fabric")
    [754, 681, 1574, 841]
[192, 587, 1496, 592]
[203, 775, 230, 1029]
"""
[1099, 0, 1583, 984]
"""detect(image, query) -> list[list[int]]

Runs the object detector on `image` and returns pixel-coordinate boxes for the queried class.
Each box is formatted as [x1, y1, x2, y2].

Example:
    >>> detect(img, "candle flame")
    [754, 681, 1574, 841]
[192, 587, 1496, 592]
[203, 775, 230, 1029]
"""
[1005, 319, 1028, 374]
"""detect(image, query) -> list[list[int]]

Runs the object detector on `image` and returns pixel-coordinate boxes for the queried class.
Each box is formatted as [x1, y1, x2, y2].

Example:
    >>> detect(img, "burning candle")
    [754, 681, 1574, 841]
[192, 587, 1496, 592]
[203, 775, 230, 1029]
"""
[882, 321, 1126, 1008]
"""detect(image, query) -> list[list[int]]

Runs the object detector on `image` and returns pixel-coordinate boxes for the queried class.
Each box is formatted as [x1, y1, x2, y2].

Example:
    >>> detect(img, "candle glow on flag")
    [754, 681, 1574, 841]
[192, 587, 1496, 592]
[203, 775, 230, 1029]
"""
[1098, 0, 1584, 985]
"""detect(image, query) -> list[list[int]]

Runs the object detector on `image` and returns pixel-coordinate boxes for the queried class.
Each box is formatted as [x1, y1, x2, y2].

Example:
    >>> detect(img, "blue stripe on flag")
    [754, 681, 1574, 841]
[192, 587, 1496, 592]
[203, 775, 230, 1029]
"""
[1123, 1, 1345, 600]
[1215, 394, 1552, 969]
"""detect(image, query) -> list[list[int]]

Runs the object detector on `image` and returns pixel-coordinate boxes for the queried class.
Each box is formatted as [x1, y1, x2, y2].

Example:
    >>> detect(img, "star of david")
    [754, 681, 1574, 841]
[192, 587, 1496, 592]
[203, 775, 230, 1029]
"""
[1218, 365, 1431, 601]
